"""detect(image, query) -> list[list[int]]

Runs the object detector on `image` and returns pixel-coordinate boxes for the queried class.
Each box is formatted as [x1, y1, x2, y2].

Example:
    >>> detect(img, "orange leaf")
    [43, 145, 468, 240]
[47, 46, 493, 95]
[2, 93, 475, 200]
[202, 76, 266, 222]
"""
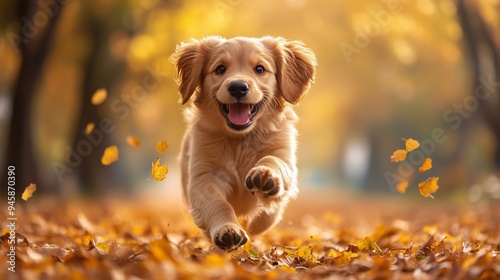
[126, 136, 141, 148]
[403, 138, 420, 152]
[395, 180, 409, 194]
[156, 141, 169, 153]
[21, 183, 37, 201]
[418, 177, 439, 198]
[419, 158, 432, 173]
[101, 146, 119, 165]
[390, 149, 408, 162]
[91, 88, 107, 105]
[151, 158, 168, 181]
[85, 123, 95, 135]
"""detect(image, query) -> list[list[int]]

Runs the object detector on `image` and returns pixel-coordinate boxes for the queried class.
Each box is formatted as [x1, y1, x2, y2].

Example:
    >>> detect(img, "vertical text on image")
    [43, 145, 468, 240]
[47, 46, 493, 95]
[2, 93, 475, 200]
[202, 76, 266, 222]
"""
[6, 165, 17, 273]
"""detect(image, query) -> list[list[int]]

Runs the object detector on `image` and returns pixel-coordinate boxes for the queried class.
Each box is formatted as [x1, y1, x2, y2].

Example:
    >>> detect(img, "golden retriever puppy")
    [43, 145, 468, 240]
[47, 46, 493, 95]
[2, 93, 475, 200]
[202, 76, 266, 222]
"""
[170, 36, 316, 251]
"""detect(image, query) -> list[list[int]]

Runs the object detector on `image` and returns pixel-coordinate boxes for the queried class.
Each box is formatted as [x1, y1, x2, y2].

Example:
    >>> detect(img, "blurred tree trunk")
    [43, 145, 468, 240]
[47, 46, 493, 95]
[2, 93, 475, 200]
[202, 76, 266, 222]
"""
[2, 0, 61, 193]
[70, 10, 127, 195]
[457, 0, 500, 167]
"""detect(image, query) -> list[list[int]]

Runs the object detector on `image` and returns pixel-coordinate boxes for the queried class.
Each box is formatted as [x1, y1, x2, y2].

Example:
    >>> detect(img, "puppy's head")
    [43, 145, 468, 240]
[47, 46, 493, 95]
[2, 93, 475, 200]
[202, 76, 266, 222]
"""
[170, 36, 316, 134]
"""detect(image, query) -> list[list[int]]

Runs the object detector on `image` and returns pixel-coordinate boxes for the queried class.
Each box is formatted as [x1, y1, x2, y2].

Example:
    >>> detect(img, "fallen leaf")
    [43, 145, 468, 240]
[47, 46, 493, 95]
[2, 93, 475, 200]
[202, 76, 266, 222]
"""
[419, 158, 432, 173]
[101, 146, 119, 165]
[355, 237, 383, 254]
[151, 158, 168, 181]
[22, 183, 37, 201]
[95, 242, 111, 255]
[285, 246, 316, 261]
[403, 138, 420, 152]
[395, 181, 409, 194]
[205, 254, 227, 266]
[126, 136, 141, 148]
[418, 177, 439, 198]
[390, 149, 408, 162]
[334, 251, 358, 265]
[156, 141, 169, 153]
[91, 88, 107, 105]
[85, 123, 95, 135]
[150, 237, 173, 261]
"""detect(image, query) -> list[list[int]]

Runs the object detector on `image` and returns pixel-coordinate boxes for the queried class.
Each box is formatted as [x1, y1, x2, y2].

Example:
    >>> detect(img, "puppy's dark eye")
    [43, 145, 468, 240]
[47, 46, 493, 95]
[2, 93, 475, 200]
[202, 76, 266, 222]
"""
[215, 65, 226, 75]
[255, 65, 265, 74]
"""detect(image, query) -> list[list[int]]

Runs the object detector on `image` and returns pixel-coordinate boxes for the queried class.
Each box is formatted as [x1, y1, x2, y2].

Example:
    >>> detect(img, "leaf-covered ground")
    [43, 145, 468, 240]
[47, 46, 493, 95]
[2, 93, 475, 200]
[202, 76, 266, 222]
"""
[1, 192, 499, 279]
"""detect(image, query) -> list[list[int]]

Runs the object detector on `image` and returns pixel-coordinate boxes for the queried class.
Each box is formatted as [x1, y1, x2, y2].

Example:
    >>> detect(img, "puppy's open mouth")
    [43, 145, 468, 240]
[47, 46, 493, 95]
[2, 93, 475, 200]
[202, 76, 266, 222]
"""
[219, 101, 264, 131]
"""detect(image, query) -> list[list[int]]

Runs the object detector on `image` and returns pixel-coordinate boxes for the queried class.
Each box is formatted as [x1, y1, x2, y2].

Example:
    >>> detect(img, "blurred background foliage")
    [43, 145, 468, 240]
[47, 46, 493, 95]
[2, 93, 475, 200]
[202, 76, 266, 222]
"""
[0, 0, 499, 202]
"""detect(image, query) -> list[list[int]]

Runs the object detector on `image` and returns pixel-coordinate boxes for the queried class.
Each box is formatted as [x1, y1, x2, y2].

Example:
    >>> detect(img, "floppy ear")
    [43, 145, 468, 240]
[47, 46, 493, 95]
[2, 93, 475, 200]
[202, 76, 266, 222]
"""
[262, 37, 317, 104]
[170, 36, 224, 104]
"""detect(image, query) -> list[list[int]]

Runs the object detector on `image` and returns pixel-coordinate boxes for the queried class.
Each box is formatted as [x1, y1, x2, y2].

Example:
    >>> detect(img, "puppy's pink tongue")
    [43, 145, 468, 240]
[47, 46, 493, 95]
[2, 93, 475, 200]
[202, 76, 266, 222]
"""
[228, 103, 252, 125]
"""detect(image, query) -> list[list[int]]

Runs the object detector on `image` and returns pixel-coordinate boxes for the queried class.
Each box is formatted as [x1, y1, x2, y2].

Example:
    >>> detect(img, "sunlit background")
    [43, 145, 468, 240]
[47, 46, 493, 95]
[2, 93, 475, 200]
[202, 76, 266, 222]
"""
[0, 0, 499, 204]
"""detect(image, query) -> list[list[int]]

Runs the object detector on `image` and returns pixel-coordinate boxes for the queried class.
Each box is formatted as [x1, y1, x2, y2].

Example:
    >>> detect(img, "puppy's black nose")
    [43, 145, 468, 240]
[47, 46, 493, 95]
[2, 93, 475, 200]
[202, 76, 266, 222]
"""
[227, 81, 249, 99]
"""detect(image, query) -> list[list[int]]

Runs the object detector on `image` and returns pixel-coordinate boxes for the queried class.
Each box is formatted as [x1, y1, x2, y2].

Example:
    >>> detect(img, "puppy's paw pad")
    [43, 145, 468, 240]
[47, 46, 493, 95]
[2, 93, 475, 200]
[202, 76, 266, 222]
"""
[246, 167, 282, 198]
[213, 225, 248, 252]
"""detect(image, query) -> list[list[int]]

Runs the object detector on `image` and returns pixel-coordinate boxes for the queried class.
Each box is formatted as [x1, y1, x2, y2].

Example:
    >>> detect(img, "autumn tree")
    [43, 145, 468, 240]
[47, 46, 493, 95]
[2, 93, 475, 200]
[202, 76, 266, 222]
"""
[458, 0, 500, 167]
[2, 0, 63, 193]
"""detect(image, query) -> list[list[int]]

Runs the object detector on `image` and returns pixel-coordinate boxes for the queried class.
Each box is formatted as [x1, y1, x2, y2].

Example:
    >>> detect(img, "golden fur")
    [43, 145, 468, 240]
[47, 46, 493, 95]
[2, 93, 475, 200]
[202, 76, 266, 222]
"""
[170, 36, 316, 251]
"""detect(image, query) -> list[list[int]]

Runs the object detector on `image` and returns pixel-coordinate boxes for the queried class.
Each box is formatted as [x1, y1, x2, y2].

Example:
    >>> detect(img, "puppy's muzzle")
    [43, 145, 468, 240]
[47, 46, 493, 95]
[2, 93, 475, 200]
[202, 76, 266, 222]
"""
[219, 80, 263, 131]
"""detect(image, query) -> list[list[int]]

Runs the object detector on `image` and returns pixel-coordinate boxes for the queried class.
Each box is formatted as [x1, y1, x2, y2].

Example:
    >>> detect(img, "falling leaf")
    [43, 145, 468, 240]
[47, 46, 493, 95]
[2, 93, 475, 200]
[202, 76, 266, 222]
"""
[91, 88, 107, 105]
[85, 123, 95, 135]
[390, 149, 408, 162]
[156, 141, 169, 153]
[126, 136, 141, 148]
[22, 183, 37, 201]
[403, 138, 420, 152]
[151, 158, 168, 181]
[101, 146, 119, 165]
[419, 158, 432, 173]
[395, 180, 409, 194]
[418, 177, 439, 198]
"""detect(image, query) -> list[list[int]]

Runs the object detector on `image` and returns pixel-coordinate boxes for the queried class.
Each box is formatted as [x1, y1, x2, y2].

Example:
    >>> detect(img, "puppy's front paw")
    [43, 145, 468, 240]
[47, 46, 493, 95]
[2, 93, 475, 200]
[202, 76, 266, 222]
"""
[212, 224, 248, 252]
[245, 166, 283, 198]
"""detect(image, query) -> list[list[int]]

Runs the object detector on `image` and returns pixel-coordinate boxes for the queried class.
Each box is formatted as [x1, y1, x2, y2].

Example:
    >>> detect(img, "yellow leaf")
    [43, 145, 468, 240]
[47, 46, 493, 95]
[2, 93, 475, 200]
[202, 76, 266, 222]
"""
[418, 177, 439, 198]
[85, 123, 95, 135]
[334, 251, 358, 265]
[21, 183, 37, 201]
[126, 136, 141, 148]
[151, 158, 168, 181]
[355, 237, 383, 254]
[156, 141, 169, 153]
[101, 146, 119, 165]
[419, 157, 432, 173]
[395, 180, 409, 194]
[326, 249, 341, 258]
[284, 246, 316, 262]
[150, 237, 173, 261]
[95, 242, 110, 254]
[91, 88, 107, 105]
[390, 149, 408, 162]
[403, 138, 420, 152]
[423, 225, 437, 235]
[205, 254, 227, 266]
